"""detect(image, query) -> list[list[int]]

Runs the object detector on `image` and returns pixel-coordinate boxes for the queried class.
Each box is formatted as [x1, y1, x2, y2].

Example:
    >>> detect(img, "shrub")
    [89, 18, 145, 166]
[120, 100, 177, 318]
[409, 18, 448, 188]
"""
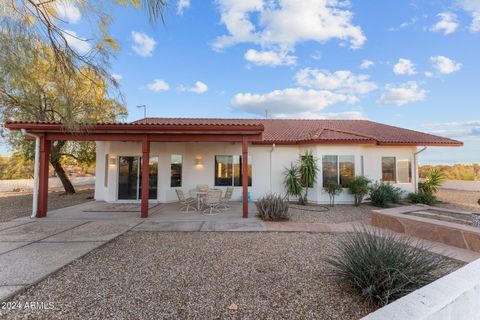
[408, 192, 437, 205]
[348, 176, 371, 206]
[324, 181, 343, 207]
[256, 194, 290, 221]
[418, 168, 445, 194]
[327, 226, 447, 306]
[368, 182, 403, 207]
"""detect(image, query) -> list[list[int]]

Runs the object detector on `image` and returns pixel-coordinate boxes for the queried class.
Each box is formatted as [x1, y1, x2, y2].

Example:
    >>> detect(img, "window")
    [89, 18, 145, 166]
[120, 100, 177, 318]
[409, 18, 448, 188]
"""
[382, 157, 396, 182]
[170, 155, 182, 187]
[322, 155, 355, 187]
[397, 159, 412, 183]
[215, 155, 252, 186]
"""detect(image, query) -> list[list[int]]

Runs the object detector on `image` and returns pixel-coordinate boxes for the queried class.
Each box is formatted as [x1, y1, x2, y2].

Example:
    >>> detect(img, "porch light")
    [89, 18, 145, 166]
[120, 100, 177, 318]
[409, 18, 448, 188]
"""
[195, 157, 203, 167]
[109, 156, 116, 165]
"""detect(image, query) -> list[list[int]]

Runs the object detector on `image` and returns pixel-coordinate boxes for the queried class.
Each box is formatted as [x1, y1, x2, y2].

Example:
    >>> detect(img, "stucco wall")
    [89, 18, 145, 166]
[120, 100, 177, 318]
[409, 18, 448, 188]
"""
[95, 141, 417, 203]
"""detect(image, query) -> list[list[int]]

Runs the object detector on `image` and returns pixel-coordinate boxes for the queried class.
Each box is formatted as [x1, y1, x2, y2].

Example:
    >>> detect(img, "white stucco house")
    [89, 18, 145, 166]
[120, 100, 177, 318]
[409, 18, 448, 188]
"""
[5, 118, 462, 218]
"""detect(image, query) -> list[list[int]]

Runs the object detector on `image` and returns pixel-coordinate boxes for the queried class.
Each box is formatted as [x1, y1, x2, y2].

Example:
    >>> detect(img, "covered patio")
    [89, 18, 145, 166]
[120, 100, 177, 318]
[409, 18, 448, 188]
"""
[4, 120, 264, 219]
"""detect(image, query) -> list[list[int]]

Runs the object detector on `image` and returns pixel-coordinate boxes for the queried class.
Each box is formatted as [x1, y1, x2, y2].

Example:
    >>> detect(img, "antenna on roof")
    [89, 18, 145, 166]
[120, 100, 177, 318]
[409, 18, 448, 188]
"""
[265, 109, 269, 119]
[136, 105, 147, 119]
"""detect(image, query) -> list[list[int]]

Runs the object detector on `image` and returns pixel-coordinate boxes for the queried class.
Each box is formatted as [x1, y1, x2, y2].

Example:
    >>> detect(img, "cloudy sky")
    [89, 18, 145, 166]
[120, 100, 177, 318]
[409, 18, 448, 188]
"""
[3, 0, 480, 163]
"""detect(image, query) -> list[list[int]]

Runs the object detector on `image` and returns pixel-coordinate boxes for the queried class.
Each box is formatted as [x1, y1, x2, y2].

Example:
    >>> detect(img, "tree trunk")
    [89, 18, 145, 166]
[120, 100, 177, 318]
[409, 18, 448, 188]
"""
[50, 141, 76, 194]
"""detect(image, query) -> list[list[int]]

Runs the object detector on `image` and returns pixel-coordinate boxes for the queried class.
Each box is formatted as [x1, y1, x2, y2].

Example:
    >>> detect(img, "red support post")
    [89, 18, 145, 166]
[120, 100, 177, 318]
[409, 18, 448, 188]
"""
[37, 137, 51, 218]
[141, 138, 150, 218]
[242, 136, 249, 218]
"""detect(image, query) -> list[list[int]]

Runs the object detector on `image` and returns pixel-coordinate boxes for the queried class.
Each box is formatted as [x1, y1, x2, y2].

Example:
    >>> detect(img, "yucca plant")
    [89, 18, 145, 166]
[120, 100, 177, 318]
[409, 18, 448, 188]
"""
[419, 168, 445, 194]
[298, 151, 319, 205]
[327, 226, 447, 306]
[283, 163, 303, 201]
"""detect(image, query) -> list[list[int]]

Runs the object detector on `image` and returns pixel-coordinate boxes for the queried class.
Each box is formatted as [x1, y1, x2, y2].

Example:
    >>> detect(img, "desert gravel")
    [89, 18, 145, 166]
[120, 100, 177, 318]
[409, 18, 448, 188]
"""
[1, 232, 461, 320]
[0, 188, 94, 222]
[434, 189, 480, 213]
[289, 204, 373, 224]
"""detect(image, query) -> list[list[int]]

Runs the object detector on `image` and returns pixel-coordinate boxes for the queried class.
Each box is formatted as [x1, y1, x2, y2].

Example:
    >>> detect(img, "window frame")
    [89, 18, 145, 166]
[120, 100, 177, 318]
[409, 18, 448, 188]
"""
[322, 155, 355, 188]
[381, 156, 412, 184]
[214, 155, 252, 187]
[170, 154, 183, 188]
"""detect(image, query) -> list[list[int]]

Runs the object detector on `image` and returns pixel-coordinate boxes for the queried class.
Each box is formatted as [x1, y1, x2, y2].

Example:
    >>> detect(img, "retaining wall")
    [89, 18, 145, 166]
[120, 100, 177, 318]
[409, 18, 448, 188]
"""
[0, 176, 95, 192]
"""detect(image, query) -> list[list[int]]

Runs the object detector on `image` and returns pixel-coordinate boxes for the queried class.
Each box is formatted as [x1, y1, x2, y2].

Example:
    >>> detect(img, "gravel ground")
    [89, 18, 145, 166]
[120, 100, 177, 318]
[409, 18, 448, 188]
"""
[0, 188, 94, 222]
[1, 232, 461, 320]
[434, 189, 480, 213]
[289, 204, 374, 223]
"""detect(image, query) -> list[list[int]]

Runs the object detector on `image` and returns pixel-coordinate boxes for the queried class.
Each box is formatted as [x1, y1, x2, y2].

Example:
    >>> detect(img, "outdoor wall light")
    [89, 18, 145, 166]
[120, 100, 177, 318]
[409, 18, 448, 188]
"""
[195, 157, 203, 167]
[108, 156, 116, 165]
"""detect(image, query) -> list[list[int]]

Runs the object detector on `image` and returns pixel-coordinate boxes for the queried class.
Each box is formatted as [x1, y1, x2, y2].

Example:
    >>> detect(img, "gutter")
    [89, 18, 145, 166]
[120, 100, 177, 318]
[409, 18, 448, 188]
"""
[21, 129, 40, 218]
[413, 147, 428, 193]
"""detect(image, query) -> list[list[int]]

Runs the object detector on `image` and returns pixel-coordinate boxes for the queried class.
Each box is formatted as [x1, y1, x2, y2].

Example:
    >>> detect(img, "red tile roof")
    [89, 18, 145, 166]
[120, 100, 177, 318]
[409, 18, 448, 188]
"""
[133, 118, 463, 146]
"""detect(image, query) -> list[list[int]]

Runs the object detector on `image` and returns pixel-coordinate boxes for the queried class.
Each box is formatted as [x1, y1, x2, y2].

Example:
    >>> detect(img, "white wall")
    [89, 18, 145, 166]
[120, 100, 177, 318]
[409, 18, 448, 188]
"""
[94, 141, 418, 204]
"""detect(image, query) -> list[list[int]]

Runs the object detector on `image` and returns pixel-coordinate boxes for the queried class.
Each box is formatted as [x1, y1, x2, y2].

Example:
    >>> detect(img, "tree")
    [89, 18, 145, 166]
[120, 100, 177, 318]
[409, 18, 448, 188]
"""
[1, 1, 166, 84]
[299, 151, 319, 205]
[324, 181, 342, 207]
[0, 33, 127, 193]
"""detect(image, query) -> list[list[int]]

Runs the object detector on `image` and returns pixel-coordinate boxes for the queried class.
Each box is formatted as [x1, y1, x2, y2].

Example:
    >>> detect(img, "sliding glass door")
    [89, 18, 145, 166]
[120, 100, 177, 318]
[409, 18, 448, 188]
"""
[117, 156, 158, 200]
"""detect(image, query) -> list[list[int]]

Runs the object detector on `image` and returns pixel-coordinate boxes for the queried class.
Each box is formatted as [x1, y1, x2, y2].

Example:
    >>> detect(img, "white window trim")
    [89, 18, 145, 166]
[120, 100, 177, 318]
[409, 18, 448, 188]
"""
[322, 155, 355, 188]
[381, 156, 412, 184]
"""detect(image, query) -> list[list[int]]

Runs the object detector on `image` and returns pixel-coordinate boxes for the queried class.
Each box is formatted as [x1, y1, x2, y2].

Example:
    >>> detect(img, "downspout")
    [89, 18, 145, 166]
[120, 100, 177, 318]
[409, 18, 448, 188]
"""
[269, 144, 276, 192]
[413, 146, 427, 192]
[21, 129, 40, 218]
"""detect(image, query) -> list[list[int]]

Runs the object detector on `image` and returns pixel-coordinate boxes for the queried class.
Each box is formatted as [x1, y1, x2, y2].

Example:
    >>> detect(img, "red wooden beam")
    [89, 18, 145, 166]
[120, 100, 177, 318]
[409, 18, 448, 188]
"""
[242, 136, 248, 219]
[37, 137, 51, 218]
[141, 138, 150, 218]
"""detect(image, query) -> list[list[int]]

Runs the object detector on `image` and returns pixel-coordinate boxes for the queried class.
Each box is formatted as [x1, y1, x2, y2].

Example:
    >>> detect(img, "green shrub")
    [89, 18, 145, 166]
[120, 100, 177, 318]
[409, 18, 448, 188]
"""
[256, 194, 290, 221]
[283, 164, 303, 200]
[408, 192, 437, 205]
[348, 176, 371, 206]
[368, 182, 403, 207]
[418, 168, 445, 194]
[324, 181, 343, 207]
[327, 227, 447, 306]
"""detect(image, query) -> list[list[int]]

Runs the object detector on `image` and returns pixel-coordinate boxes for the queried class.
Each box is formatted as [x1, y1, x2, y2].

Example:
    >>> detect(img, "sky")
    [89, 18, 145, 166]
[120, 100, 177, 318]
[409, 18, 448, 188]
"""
[2, 0, 480, 164]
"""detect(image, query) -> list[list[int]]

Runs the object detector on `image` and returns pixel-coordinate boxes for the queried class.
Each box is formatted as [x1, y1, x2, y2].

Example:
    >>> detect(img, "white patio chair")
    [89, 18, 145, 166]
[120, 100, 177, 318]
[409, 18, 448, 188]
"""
[196, 184, 209, 192]
[175, 189, 196, 213]
[202, 190, 222, 215]
[219, 186, 234, 209]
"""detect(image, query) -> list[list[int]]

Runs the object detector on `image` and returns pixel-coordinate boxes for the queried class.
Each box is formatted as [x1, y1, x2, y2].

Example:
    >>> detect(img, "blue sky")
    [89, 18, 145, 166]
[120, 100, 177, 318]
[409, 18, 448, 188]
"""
[2, 0, 480, 164]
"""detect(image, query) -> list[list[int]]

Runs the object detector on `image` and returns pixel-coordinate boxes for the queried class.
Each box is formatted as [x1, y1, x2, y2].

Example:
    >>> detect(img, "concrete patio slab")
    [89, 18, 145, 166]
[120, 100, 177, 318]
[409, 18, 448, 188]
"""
[0, 219, 35, 232]
[0, 220, 86, 242]
[0, 241, 103, 286]
[200, 221, 266, 232]
[0, 242, 31, 255]
[134, 220, 204, 232]
[41, 219, 141, 242]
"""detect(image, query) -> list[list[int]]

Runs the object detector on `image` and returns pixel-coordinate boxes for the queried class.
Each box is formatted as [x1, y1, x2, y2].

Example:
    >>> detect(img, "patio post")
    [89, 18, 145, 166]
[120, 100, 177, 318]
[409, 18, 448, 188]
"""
[37, 136, 51, 218]
[242, 136, 248, 218]
[141, 137, 150, 218]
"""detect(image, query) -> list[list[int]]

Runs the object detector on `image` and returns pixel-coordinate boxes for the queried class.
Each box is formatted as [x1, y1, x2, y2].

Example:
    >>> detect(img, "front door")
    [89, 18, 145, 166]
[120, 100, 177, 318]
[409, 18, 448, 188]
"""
[117, 156, 158, 200]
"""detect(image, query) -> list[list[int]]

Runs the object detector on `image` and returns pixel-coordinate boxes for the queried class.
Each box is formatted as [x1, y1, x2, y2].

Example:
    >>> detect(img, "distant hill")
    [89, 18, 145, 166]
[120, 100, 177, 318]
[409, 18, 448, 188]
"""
[420, 163, 480, 181]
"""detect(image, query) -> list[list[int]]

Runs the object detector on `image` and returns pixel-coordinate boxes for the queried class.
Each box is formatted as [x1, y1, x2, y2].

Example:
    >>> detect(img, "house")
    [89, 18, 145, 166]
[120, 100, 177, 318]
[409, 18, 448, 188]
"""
[4, 118, 462, 218]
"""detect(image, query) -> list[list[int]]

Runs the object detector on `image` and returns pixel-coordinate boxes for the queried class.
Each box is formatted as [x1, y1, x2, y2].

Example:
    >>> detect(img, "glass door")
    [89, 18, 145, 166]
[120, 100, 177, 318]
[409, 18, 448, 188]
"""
[118, 156, 158, 200]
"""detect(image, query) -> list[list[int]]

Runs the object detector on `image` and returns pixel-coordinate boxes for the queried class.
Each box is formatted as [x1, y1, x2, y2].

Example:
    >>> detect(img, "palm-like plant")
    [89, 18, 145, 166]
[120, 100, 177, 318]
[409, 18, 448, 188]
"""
[299, 151, 319, 204]
[419, 168, 446, 194]
[283, 163, 303, 201]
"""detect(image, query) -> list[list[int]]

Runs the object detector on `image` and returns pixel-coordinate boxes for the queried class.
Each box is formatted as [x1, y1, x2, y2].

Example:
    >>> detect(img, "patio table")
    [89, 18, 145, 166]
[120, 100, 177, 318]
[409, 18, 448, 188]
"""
[189, 189, 222, 211]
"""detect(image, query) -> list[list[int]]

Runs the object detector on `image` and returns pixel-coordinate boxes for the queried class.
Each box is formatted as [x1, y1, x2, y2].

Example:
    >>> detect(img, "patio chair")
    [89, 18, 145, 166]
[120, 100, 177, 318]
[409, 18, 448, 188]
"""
[196, 184, 209, 192]
[175, 189, 196, 213]
[202, 190, 222, 215]
[219, 186, 234, 209]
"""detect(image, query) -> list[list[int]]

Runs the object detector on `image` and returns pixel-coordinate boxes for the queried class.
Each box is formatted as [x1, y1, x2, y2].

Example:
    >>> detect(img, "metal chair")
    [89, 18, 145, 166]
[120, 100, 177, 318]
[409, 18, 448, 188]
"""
[175, 189, 196, 213]
[202, 190, 222, 215]
[219, 186, 234, 209]
[196, 184, 209, 192]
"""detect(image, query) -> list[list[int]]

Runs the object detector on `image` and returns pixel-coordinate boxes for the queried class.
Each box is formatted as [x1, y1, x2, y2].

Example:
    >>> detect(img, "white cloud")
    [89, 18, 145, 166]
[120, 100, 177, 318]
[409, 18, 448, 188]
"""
[422, 120, 480, 140]
[179, 81, 209, 94]
[430, 55, 462, 74]
[244, 49, 296, 66]
[147, 79, 170, 92]
[111, 73, 123, 81]
[424, 71, 433, 77]
[430, 12, 459, 35]
[377, 81, 427, 106]
[294, 68, 377, 94]
[311, 51, 322, 60]
[63, 30, 91, 54]
[273, 111, 366, 119]
[177, 0, 190, 15]
[213, 0, 366, 63]
[457, 0, 480, 32]
[393, 58, 416, 75]
[54, 1, 81, 24]
[359, 60, 374, 70]
[131, 31, 157, 57]
[232, 87, 358, 117]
